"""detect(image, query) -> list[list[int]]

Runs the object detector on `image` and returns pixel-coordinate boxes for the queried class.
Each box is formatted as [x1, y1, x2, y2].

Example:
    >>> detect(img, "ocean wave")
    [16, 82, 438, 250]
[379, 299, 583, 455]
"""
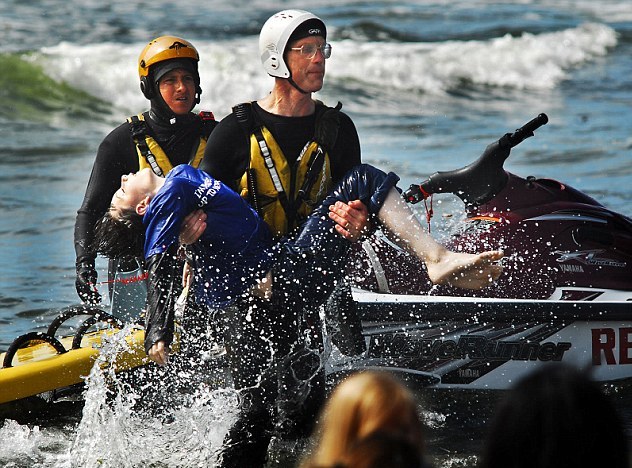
[8, 22, 619, 122]
[0, 52, 111, 124]
[330, 22, 618, 93]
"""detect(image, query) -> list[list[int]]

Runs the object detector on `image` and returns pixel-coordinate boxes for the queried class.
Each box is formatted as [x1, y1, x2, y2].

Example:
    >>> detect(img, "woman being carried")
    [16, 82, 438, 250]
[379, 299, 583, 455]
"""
[92, 163, 503, 365]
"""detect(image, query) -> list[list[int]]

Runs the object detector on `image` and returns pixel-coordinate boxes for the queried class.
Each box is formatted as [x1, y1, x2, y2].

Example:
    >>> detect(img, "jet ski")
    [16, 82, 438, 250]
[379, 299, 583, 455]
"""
[336, 114, 632, 389]
[2, 115, 629, 406]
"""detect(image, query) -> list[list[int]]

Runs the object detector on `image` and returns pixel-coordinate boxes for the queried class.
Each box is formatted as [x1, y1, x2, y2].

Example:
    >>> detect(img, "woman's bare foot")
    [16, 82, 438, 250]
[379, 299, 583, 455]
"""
[426, 250, 504, 290]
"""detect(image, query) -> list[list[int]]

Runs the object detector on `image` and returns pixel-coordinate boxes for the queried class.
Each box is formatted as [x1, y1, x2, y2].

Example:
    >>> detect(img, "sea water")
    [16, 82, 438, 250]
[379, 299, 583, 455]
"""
[1, 0, 631, 466]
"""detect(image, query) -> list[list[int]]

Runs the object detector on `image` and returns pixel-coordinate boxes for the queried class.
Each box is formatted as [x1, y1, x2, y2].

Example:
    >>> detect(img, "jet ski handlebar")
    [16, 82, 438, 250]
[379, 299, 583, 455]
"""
[506, 113, 549, 148]
[404, 113, 549, 206]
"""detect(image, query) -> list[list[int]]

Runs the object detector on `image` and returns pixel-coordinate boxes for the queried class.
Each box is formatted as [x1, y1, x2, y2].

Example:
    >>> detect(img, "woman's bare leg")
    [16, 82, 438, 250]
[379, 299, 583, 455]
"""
[377, 188, 503, 290]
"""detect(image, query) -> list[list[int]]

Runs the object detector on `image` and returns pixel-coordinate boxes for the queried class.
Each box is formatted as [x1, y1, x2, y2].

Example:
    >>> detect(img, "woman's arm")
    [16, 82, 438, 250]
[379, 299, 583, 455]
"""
[143, 246, 181, 362]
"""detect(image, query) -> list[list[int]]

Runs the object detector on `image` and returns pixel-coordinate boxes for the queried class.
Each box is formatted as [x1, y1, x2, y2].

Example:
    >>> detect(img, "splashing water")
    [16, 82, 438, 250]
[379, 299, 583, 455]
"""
[48, 325, 241, 468]
[0, 319, 334, 467]
[0, 420, 66, 467]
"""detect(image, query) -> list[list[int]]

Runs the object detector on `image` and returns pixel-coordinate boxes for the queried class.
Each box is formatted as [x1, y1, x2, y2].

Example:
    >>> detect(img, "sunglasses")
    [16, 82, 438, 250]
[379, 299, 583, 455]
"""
[289, 42, 332, 59]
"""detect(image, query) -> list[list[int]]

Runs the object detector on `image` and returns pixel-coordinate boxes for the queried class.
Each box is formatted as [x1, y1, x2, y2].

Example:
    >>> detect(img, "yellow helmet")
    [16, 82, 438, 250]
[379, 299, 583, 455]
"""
[138, 36, 199, 78]
[138, 36, 201, 101]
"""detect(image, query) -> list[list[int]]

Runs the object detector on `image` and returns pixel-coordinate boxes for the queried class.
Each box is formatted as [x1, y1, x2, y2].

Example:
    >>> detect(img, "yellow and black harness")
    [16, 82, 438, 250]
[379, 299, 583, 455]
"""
[234, 102, 342, 238]
[127, 111, 216, 176]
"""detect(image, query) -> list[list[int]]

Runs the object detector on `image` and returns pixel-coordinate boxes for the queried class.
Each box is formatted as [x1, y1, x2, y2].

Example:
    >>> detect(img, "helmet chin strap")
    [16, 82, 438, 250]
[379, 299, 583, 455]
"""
[149, 97, 178, 125]
[147, 74, 200, 125]
[149, 91, 197, 126]
[287, 76, 309, 95]
[149, 100, 195, 126]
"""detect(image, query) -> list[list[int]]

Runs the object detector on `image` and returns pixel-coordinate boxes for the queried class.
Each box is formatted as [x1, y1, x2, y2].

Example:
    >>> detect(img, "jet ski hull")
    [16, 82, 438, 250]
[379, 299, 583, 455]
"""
[328, 289, 632, 390]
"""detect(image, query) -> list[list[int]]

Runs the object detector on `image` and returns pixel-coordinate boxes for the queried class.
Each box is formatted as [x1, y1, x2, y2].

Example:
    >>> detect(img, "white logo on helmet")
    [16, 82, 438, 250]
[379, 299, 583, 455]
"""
[308, 28, 321, 35]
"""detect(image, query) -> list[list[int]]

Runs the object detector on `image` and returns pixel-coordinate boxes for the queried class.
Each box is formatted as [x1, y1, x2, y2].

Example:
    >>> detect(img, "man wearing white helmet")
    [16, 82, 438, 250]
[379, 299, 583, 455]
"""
[198, 9, 368, 240]
[181, 9, 369, 468]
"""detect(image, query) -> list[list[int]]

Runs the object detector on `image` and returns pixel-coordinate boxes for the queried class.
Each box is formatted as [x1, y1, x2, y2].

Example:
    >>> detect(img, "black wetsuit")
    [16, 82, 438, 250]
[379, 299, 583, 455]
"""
[200, 102, 365, 468]
[74, 110, 213, 294]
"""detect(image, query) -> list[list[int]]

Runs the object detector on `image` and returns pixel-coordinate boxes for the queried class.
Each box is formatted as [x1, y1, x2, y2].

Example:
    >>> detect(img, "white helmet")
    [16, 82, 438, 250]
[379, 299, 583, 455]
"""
[259, 9, 326, 78]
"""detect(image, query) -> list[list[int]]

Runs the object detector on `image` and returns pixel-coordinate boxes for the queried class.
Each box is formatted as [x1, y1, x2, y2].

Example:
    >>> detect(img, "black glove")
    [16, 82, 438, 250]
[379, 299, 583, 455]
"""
[75, 262, 101, 304]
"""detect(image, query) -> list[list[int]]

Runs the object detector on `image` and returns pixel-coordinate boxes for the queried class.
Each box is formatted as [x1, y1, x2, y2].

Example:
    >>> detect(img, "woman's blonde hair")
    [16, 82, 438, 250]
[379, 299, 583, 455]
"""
[302, 370, 424, 467]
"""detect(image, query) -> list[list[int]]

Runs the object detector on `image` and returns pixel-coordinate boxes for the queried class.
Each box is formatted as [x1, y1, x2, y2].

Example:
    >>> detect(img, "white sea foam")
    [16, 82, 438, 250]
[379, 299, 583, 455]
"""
[552, 0, 632, 22]
[35, 22, 617, 120]
[0, 420, 49, 466]
[36, 38, 271, 120]
[330, 23, 618, 93]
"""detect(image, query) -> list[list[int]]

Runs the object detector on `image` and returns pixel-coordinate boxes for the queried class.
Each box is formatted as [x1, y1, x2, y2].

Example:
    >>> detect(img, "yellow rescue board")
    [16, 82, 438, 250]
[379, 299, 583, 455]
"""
[0, 328, 148, 405]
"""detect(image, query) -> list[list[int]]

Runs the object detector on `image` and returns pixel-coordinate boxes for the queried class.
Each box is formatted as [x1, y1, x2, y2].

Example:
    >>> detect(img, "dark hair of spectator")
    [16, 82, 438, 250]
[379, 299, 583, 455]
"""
[479, 363, 629, 468]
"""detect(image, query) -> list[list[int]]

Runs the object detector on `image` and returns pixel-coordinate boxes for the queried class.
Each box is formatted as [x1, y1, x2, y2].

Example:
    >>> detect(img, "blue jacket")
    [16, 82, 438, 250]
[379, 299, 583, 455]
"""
[144, 165, 275, 308]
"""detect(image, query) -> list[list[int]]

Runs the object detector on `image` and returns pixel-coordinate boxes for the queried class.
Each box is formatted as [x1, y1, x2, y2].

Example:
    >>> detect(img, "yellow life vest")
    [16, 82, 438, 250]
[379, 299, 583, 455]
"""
[127, 113, 209, 176]
[238, 126, 333, 238]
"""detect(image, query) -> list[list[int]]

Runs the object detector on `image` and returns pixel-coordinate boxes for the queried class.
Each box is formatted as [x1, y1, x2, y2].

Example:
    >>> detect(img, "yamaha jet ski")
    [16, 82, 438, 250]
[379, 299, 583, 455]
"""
[337, 114, 632, 389]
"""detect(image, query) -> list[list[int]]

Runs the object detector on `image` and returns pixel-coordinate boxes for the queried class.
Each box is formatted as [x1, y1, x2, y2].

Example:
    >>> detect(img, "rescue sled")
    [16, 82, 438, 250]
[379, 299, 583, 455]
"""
[335, 114, 632, 389]
[0, 306, 149, 406]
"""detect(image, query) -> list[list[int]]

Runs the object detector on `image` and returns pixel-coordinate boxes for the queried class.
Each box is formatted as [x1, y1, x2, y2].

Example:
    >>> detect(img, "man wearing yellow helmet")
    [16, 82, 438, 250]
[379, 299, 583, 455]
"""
[74, 36, 216, 306]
